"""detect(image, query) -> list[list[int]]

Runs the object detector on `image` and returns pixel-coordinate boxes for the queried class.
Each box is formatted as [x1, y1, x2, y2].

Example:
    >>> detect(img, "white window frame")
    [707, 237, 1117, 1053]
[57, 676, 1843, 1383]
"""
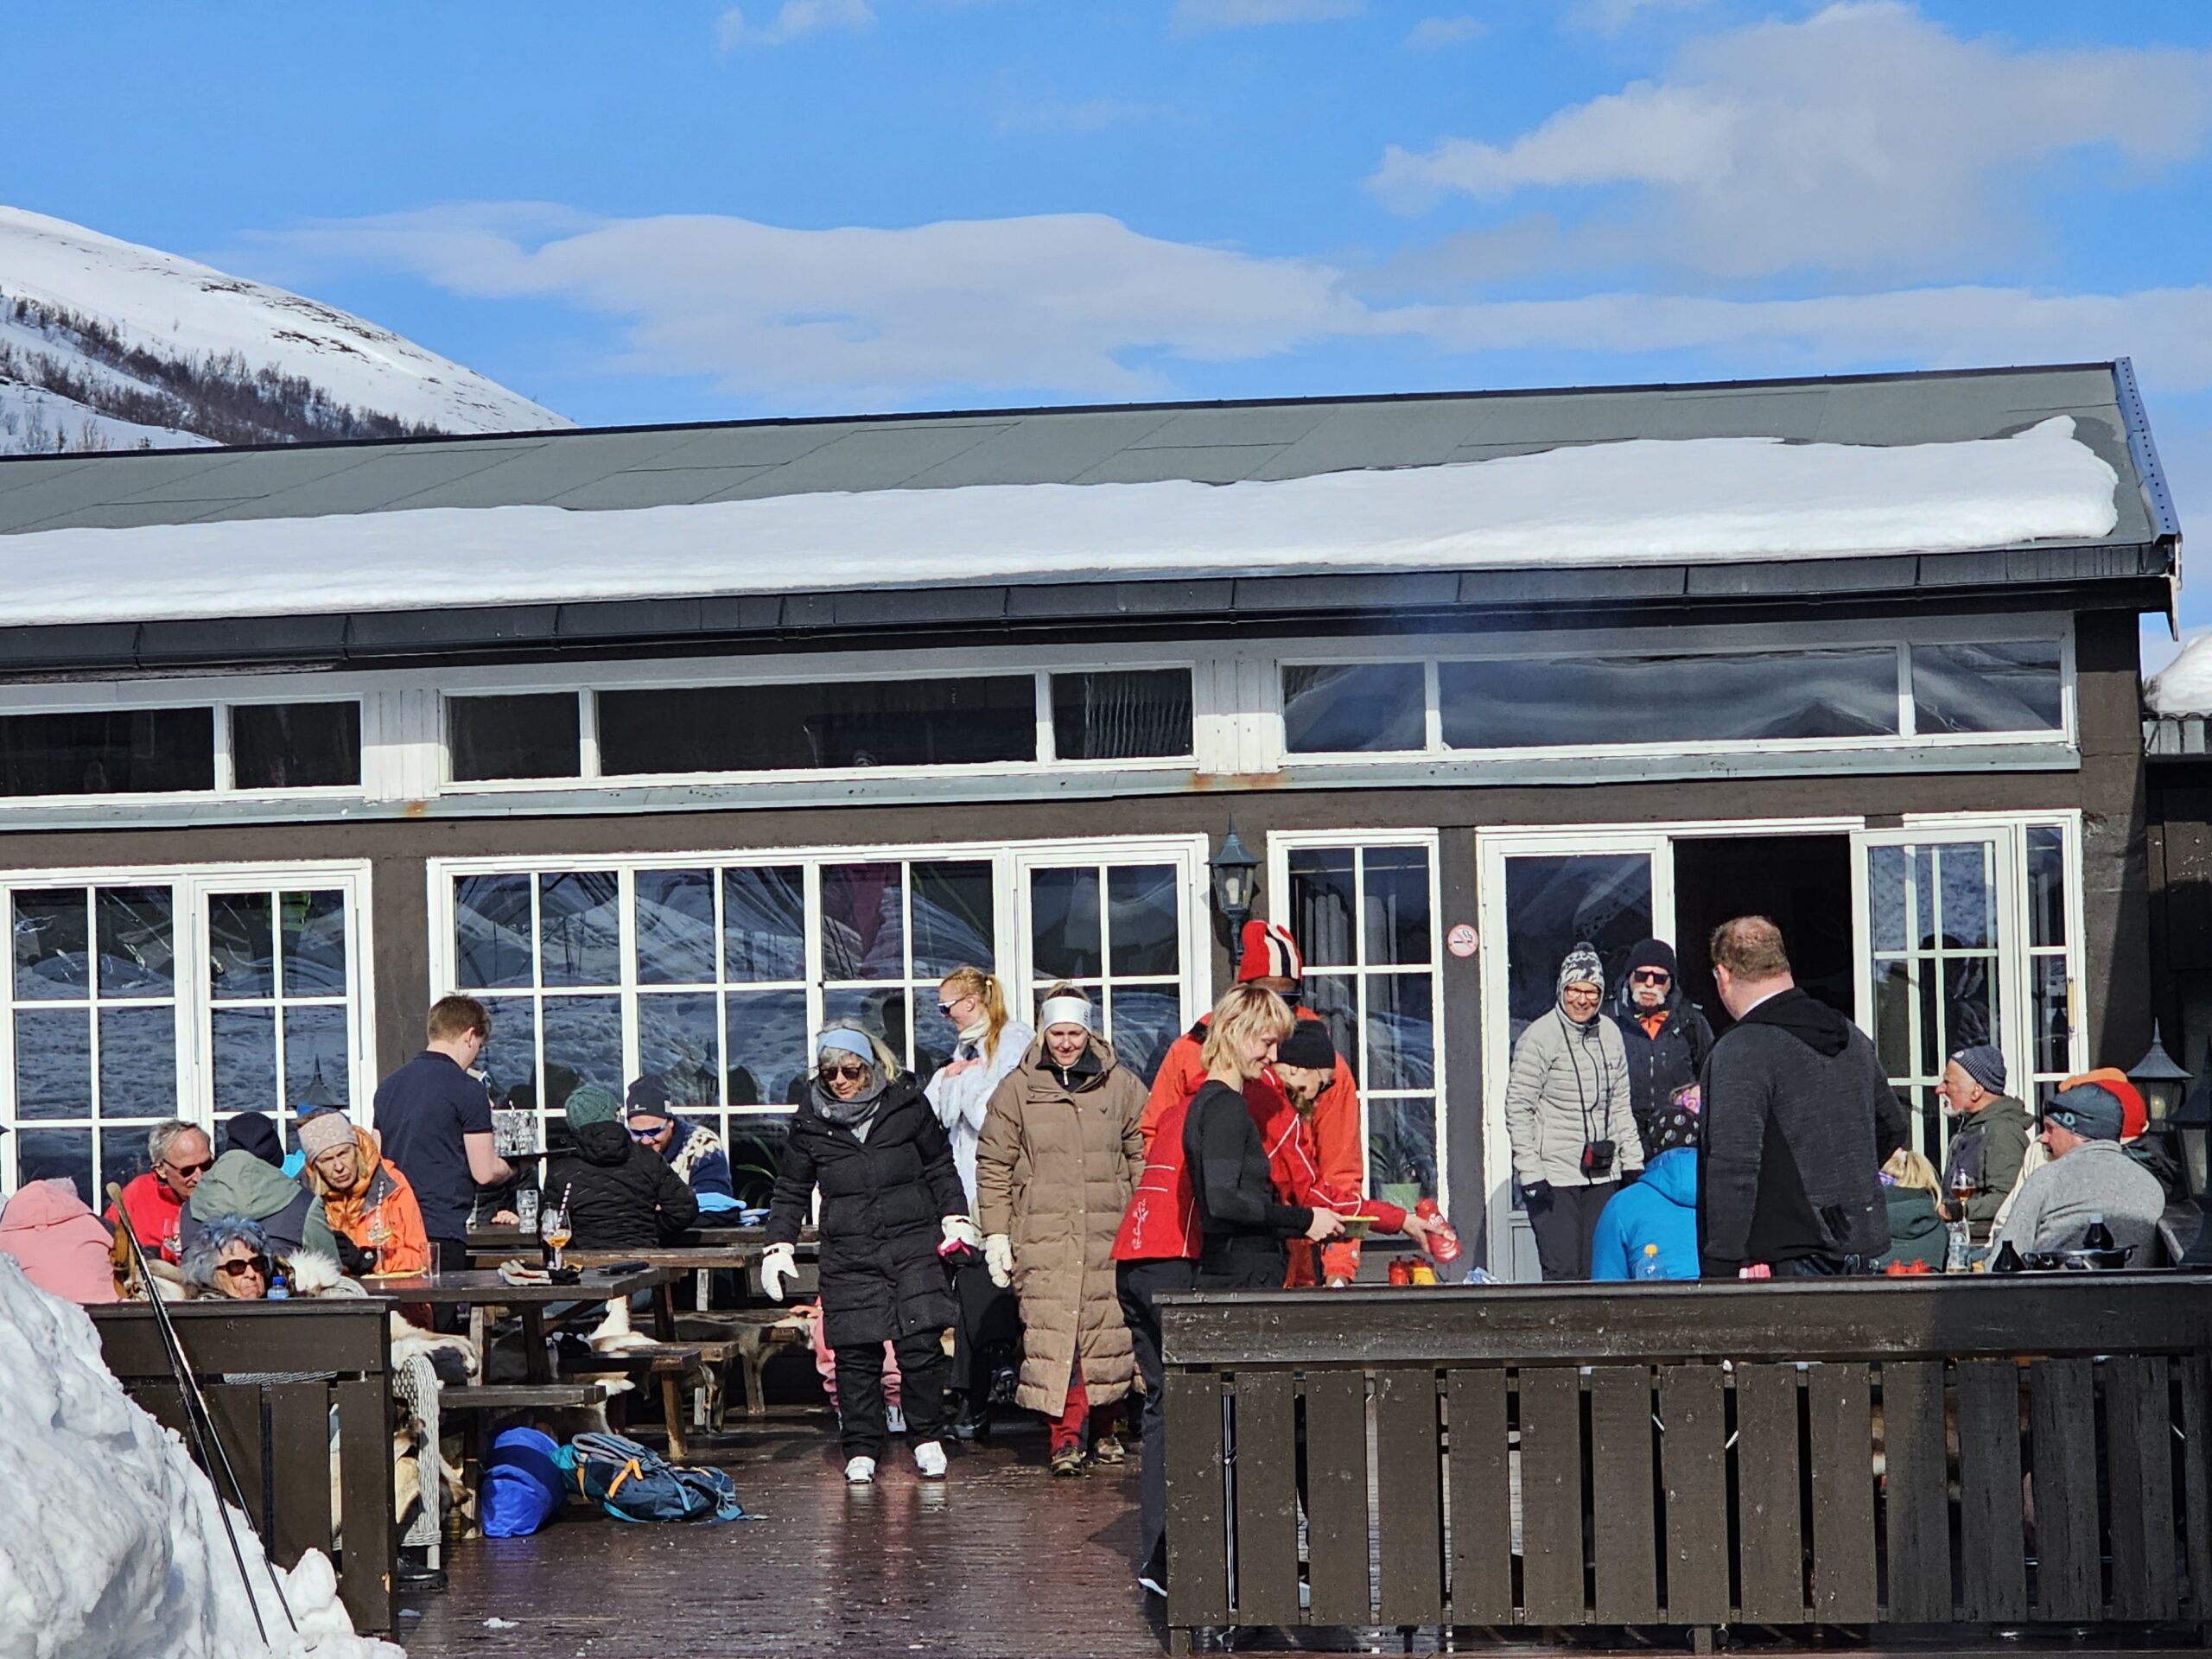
[1266, 828, 1447, 1212]
[0, 860, 378, 1191]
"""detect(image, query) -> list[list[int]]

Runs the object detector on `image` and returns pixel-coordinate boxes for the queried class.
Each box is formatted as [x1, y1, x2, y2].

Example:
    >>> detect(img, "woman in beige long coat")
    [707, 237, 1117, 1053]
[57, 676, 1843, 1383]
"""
[976, 987, 1147, 1476]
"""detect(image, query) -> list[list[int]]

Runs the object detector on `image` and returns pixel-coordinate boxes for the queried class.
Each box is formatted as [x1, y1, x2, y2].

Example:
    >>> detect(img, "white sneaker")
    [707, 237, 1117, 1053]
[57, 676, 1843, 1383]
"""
[886, 1403, 906, 1434]
[912, 1440, 948, 1479]
[844, 1456, 877, 1484]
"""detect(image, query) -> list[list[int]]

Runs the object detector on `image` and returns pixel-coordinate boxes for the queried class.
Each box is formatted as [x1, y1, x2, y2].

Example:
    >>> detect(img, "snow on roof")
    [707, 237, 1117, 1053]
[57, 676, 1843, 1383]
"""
[0, 414, 2120, 627]
[2147, 632, 2212, 717]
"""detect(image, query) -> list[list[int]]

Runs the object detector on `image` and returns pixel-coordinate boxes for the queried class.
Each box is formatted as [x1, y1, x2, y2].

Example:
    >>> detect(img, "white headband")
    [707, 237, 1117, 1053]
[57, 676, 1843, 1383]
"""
[1039, 995, 1093, 1032]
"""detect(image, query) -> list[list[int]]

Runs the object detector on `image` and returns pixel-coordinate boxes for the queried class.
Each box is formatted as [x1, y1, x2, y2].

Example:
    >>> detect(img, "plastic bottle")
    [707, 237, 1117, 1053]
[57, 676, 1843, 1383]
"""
[1414, 1198, 1461, 1265]
[266, 1271, 290, 1301]
[1637, 1242, 1664, 1281]
[2082, 1213, 2115, 1253]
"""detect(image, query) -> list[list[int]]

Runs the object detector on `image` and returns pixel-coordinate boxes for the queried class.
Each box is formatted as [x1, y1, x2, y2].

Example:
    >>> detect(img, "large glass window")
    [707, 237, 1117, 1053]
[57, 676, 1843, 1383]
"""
[1050, 670, 1194, 761]
[1866, 839, 2003, 1161]
[1440, 649, 1900, 748]
[1910, 641, 2063, 734]
[1023, 861, 1185, 1084]
[599, 677, 1035, 774]
[231, 702, 362, 790]
[448, 694, 583, 782]
[1281, 664, 1426, 754]
[0, 709, 213, 796]
[1284, 842, 1442, 1207]
[205, 888, 355, 1125]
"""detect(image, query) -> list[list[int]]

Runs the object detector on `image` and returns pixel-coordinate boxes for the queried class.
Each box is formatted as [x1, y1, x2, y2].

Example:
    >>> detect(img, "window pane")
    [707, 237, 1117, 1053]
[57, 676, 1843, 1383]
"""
[1500, 855, 1653, 1032]
[0, 707, 213, 796]
[1367, 974, 1435, 1090]
[1867, 846, 1909, 952]
[285, 1005, 351, 1110]
[727, 990, 809, 1109]
[726, 1116, 792, 1209]
[2032, 956, 2069, 1074]
[1287, 850, 1357, 969]
[1934, 843, 1996, 950]
[207, 893, 276, 1000]
[14, 889, 89, 1001]
[16, 1128, 93, 1206]
[911, 862, 995, 981]
[478, 998, 537, 1113]
[1030, 868, 1102, 981]
[100, 1127, 150, 1195]
[99, 1006, 176, 1119]
[280, 891, 349, 996]
[636, 869, 717, 986]
[1439, 649, 1900, 749]
[1051, 669, 1193, 760]
[1108, 866, 1180, 977]
[639, 992, 722, 1109]
[97, 887, 175, 999]
[2027, 826, 2066, 948]
[15, 1007, 89, 1117]
[600, 677, 1036, 774]
[448, 694, 582, 782]
[821, 864, 905, 981]
[211, 1007, 276, 1114]
[454, 874, 534, 990]
[1363, 849, 1432, 967]
[231, 702, 361, 789]
[723, 868, 806, 982]
[1911, 640, 2062, 734]
[1369, 1097, 1437, 1204]
[1104, 987, 1182, 1086]
[1302, 975, 1359, 1078]
[541, 995, 624, 1107]
[822, 988, 908, 1067]
[1281, 664, 1425, 753]
[538, 873, 620, 988]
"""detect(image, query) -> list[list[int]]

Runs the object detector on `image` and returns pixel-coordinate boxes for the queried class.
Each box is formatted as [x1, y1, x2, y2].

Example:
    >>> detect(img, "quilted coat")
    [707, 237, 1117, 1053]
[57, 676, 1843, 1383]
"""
[976, 1035, 1146, 1416]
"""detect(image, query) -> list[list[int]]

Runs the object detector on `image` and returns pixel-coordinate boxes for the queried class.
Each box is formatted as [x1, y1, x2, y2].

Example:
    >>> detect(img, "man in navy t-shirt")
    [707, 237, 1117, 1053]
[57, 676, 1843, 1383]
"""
[373, 995, 513, 1294]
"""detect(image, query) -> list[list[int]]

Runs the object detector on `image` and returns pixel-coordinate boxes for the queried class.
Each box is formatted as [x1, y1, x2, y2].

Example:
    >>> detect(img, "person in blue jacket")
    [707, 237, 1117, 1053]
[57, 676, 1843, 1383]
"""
[1592, 1088, 1700, 1281]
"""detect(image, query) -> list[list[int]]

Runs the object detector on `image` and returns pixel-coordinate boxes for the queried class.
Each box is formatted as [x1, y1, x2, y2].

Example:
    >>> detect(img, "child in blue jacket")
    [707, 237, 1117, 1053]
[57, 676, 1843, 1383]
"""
[1592, 1090, 1700, 1281]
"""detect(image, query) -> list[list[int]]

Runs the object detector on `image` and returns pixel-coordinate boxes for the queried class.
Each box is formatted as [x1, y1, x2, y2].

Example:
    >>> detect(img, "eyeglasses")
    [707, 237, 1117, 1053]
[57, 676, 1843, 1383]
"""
[628, 1124, 668, 1141]
[937, 995, 976, 1018]
[163, 1158, 214, 1179]
[1630, 970, 1672, 986]
[819, 1062, 870, 1083]
[215, 1255, 270, 1279]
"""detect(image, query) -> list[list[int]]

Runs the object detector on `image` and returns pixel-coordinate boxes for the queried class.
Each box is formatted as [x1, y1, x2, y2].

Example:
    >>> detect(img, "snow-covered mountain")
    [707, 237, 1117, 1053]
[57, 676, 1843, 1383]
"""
[0, 206, 567, 454]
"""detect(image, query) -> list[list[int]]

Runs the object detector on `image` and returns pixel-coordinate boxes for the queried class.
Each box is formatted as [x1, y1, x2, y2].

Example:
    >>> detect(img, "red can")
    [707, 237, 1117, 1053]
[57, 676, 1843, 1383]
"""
[1389, 1257, 1414, 1287]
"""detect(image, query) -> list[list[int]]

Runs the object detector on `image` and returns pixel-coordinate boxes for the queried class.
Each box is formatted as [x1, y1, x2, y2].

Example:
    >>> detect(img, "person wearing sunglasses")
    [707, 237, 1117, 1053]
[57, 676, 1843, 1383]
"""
[103, 1120, 214, 1264]
[621, 1076, 737, 1202]
[761, 1025, 979, 1485]
[1608, 939, 1714, 1149]
[177, 1213, 365, 1304]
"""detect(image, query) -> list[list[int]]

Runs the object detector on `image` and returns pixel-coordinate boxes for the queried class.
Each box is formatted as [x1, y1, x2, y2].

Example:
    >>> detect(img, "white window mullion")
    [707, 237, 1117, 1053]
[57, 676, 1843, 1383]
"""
[619, 867, 641, 1092]
[578, 690, 602, 779]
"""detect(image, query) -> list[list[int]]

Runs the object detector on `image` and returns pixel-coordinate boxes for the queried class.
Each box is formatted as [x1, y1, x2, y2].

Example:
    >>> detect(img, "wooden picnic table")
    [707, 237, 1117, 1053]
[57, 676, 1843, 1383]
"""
[467, 1226, 819, 1303]
[374, 1266, 673, 1384]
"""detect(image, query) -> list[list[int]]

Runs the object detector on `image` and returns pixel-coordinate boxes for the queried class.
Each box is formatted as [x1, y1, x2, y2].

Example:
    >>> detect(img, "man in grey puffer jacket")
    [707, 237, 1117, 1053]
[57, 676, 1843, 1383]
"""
[1506, 943, 1643, 1281]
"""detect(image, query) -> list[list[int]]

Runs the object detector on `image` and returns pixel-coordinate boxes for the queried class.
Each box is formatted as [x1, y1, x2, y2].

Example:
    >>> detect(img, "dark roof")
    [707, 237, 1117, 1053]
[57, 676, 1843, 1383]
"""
[0, 361, 2179, 674]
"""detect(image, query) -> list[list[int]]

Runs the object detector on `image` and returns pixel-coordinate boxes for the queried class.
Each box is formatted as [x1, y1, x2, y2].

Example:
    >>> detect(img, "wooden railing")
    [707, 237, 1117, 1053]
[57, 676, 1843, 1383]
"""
[1160, 1277, 2212, 1650]
[92, 1299, 396, 1633]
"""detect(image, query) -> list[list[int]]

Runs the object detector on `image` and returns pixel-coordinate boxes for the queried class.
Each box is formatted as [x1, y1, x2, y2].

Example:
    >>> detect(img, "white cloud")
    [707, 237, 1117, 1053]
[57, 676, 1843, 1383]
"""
[237, 204, 2212, 409]
[1170, 0, 1362, 37]
[1406, 16, 1484, 49]
[715, 0, 874, 48]
[1372, 3, 2212, 282]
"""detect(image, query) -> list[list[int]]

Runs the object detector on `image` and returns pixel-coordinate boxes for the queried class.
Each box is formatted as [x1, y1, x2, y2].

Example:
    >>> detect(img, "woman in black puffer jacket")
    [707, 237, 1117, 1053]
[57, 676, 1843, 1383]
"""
[762, 1025, 979, 1485]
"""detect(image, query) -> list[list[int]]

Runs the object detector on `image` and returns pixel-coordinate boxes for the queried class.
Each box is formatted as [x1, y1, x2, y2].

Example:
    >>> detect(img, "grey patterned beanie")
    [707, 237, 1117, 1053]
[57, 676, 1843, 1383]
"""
[1556, 942, 1605, 1000]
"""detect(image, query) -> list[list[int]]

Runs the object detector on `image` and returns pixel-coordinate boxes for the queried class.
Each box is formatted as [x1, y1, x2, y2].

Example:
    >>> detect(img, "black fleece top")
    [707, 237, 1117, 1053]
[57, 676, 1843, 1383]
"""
[1185, 1079, 1310, 1251]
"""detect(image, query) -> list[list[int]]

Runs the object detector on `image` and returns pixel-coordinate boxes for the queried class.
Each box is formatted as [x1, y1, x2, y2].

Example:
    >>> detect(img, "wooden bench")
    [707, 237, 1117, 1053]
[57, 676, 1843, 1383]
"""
[674, 1308, 814, 1424]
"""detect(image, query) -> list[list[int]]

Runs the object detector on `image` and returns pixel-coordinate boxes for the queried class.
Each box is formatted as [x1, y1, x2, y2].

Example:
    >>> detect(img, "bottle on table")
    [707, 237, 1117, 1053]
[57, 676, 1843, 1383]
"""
[266, 1272, 290, 1301]
[1990, 1240, 2026, 1274]
[1414, 1198, 1461, 1265]
[2082, 1213, 2115, 1253]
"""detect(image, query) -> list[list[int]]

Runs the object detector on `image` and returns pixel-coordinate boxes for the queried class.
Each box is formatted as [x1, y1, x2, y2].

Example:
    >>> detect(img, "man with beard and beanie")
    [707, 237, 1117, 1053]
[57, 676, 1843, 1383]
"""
[1934, 1044, 2031, 1243]
[1592, 1085, 1701, 1281]
[1504, 942, 1642, 1281]
[1698, 916, 1897, 1278]
[1610, 940, 1713, 1146]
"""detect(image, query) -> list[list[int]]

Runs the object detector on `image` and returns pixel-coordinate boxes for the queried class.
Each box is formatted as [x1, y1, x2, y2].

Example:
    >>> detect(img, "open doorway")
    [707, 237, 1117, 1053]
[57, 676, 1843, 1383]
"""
[1672, 835, 1853, 1036]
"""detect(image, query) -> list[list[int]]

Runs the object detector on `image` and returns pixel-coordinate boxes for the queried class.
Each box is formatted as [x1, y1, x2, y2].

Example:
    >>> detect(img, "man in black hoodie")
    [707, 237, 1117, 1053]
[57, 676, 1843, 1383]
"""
[1697, 916, 1904, 1277]
[1611, 939, 1714, 1144]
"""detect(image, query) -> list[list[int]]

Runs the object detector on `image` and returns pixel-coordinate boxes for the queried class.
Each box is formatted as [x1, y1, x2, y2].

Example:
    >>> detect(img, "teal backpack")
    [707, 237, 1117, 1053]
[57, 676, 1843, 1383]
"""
[556, 1432, 748, 1524]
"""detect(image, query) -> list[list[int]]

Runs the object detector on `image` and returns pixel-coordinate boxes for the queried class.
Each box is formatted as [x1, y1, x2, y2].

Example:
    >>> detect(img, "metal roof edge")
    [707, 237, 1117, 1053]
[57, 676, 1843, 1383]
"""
[2113, 358, 2183, 546]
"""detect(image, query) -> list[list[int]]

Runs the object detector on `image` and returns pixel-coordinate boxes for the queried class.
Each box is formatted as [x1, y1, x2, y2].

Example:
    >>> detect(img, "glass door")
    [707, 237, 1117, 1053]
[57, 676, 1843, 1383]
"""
[1014, 843, 1209, 1086]
[1477, 832, 1673, 1281]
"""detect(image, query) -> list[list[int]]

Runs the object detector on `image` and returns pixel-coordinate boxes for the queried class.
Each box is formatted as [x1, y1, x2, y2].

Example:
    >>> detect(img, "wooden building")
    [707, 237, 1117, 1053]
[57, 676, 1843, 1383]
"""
[0, 361, 2178, 1275]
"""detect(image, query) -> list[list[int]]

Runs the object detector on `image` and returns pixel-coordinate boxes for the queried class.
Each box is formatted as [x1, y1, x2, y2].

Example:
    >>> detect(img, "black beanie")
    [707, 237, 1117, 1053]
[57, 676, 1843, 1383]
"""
[1276, 1020, 1335, 1071]
[1624, 938, 1679, 977]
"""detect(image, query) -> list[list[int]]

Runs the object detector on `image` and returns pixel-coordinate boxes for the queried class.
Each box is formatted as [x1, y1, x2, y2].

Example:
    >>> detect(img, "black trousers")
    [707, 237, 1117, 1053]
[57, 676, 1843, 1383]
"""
[950, 1261, 1021, 1409]
[835, 1330, 949, 1459]
[1526, 1182, 1619, 1281]
[1118, 1256, 1198, 1578]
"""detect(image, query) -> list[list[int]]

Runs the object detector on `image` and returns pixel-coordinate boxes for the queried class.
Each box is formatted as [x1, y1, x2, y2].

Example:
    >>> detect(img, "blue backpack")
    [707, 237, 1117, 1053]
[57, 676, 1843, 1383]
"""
[482, 1427, 565, 1538]
[556, 1432, 749, 1524]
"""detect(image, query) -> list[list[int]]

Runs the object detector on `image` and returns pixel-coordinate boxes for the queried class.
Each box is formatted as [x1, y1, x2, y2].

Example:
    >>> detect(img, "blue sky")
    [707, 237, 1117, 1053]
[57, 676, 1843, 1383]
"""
[9, 0, 2212, 650]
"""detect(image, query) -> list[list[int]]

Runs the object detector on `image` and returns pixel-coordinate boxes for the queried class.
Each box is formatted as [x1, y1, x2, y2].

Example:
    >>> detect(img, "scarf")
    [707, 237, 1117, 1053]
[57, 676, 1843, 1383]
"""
[811, 1073, 889, 1130]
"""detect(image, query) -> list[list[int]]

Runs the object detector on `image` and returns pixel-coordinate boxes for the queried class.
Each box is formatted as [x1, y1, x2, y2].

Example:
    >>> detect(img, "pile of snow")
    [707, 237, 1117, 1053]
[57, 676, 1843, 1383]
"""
[0, 1259, 399, 1659]
[2147, 633, 2212, 717]
[0, 204, 566, 454]
[0, 414, 2121, 628]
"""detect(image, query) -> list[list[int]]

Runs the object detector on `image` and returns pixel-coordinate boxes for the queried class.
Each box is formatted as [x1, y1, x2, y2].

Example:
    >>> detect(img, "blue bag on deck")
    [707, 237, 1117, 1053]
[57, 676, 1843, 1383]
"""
[482, 1427, 565, 1537]
[556, 1431, 748, 1524]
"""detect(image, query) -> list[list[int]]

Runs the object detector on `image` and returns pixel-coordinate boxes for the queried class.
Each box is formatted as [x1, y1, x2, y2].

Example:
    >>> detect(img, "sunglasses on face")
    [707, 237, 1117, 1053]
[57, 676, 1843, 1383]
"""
[1630, 970, 1672, 985]
[164, 1159, 214, 1179]
[216, 1255, 270, 1279]
[820, 1062, 870, 1083]
[937, 995, 974, 1018]
[628, 1124, 669, 1141]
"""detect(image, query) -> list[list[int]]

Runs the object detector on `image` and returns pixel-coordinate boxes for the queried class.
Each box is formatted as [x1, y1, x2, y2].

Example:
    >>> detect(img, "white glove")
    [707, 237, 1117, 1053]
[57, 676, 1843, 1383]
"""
[760, 1243, 797, 1303]
[984, 1234, 1014, 1288]
[942, 1215, 983, 1252]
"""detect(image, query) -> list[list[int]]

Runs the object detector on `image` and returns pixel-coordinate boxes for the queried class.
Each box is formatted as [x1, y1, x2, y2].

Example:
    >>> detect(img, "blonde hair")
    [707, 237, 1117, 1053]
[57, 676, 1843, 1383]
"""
[938, 965, 1010, 1061]
[1200, 983, 1295, 1075]
[1710, 916, 1790, 981]
[1884, 1147, 1941, 1197]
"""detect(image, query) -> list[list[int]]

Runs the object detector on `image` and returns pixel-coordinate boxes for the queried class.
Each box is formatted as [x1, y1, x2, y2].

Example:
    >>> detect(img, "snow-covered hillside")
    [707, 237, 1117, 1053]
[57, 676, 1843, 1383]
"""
[0, 207, 567, 454]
